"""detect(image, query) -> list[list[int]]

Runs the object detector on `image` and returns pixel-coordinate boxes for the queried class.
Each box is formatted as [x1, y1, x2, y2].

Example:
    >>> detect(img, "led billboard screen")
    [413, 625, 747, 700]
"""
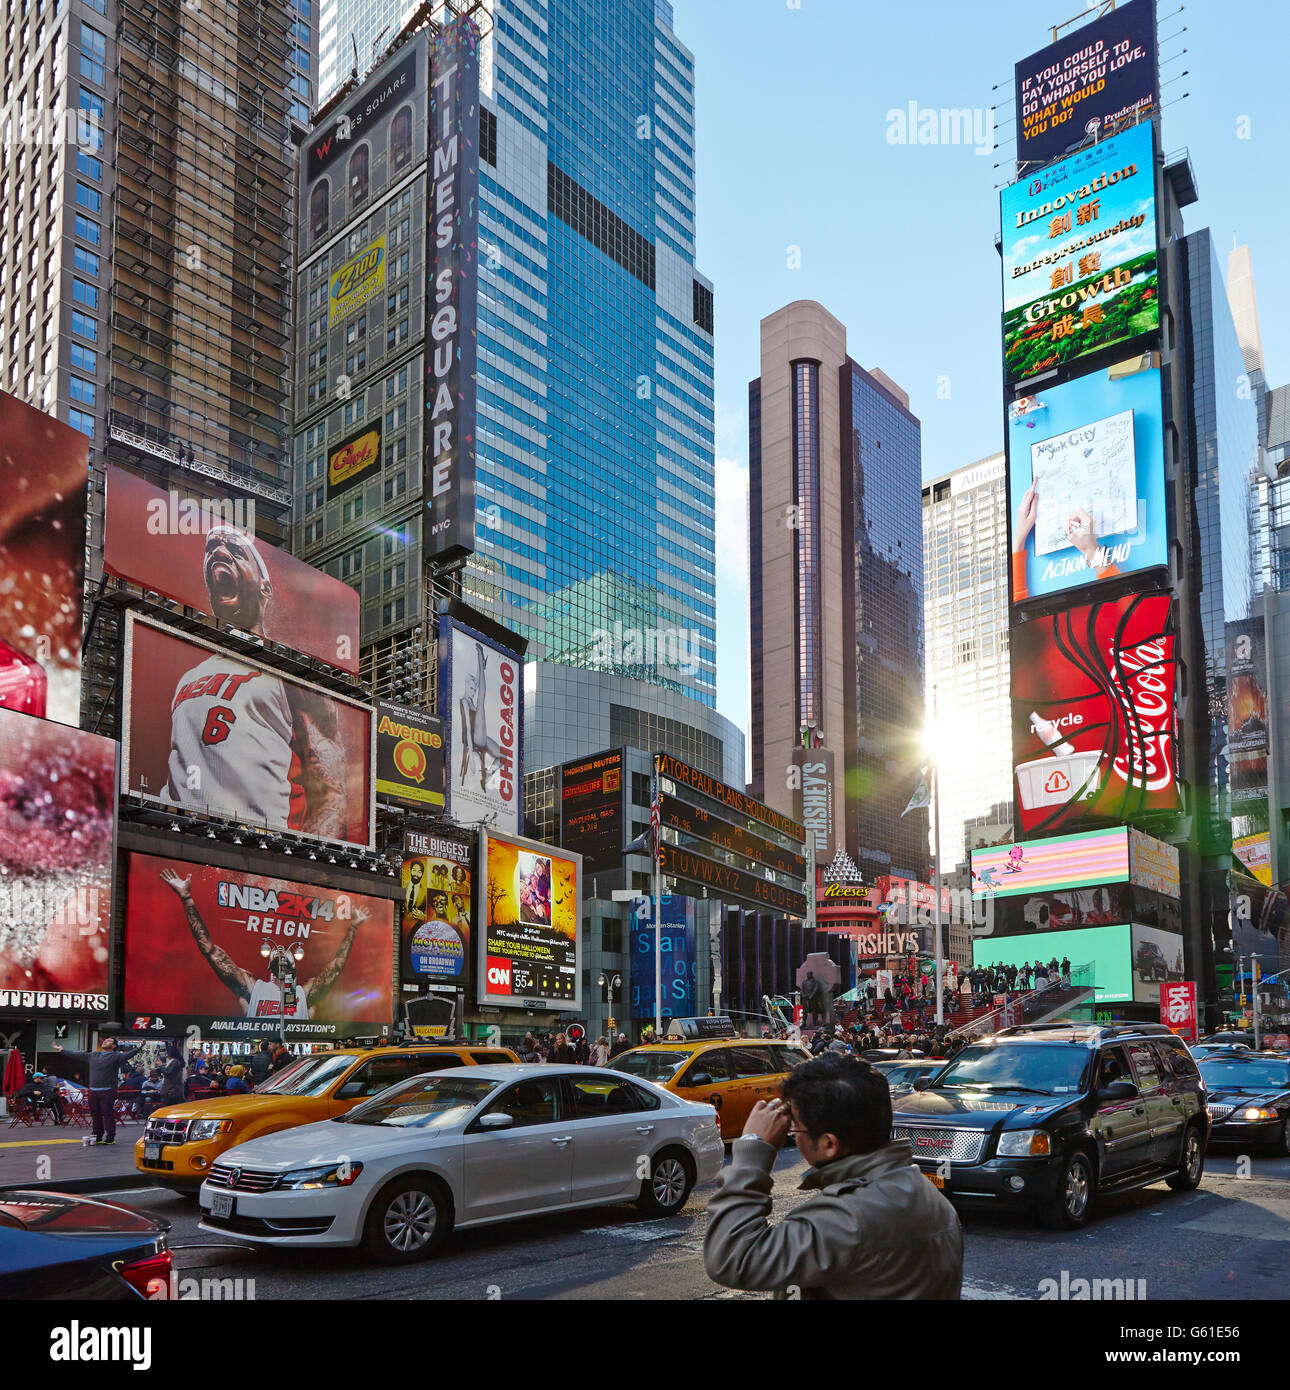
[123, 852, 394, 1041]
[400, 829, 472, 992]
[972, 827, 1130, 900]
[1011, 593, 1178, 836]
[0, 707, 114, 1012]
[0, 390, 89, 726]
[559, 748, 624, 876]
[1002, 122, 1158, 386]
[479, 830, 581, 1011]
[630, 894, 696, 1027]
[974, 923, 1132, 1003]
[1130, 922, 1184, 1004]
[1014, 0, 1158, 169]
[122, 614, 374, 850]
[1008, 363, 1167, 604]
[105, 466, 360, 673]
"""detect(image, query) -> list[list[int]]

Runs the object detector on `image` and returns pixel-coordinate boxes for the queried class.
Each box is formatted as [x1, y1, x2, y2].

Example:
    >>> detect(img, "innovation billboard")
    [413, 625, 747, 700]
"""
[123, 852, 395, 1041]
[122, 614, 374, 850]
[1008, 363, 1166, 604]
[1010, 593, 1178, 836]
[1014, 0, 1158, 169]
[478, 829, 581, 1011]
[973, 923, 1133, 1004]
[1002, 121, 1158, 386]
[0, 390, 89, 727]
[0, 707, 115, 1013]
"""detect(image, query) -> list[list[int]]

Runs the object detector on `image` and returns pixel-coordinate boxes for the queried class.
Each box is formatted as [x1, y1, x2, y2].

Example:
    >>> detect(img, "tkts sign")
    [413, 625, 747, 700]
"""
[1011, 593, 1179, 835]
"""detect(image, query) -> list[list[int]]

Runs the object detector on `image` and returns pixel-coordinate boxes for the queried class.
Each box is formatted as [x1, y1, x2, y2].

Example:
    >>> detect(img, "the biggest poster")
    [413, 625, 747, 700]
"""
[1002, 121, 1158, 386]
[0, 707, 114, 1012]
[0, 391, 88, 726]
[479, 830, 581, 1011]
[1011, 593, 1179, 836]
[123, 852, 394, 1041]
[1014, 0, 1158, 170]
[400, 828, 473, 993]
[104, 466, 360, 674]
[1008, 363, 1167, 604]
[122, 614, 374, 850]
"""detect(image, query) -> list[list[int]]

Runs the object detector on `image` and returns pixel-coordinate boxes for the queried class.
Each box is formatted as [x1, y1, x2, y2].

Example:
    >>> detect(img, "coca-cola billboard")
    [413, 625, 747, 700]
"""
[1011, 593, 1179, 835]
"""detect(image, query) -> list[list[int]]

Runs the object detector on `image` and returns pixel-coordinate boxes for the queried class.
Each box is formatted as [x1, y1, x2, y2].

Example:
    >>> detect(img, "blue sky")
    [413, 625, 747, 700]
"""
[671, 0, 1290, 744]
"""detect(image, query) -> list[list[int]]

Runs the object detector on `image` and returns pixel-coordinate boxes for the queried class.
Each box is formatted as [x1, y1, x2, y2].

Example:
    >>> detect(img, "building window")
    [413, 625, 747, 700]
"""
[73, 246, 99, 277]
[75, 181, 101, 213]
[72, 278, 98, 308]
[74, 213, 100, 245]
[69, 375, 95, 406]
[68, 407, 94, 437]
[480, 104, 498, 167]
[70, 310, 97, 341]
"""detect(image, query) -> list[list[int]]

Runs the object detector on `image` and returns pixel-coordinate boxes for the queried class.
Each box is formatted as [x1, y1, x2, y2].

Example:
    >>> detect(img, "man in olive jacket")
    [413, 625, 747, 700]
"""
[704, 1052, 963, 1299]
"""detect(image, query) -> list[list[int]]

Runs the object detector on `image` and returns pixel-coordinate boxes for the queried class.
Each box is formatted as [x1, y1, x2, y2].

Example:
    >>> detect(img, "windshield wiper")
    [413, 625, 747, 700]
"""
[957, 1083, 1051, 1096]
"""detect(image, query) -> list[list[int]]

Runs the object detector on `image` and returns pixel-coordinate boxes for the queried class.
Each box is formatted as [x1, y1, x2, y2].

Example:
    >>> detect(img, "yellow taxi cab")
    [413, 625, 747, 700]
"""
[609, 1019, 811, 1141]
[135, 1040, 518, 1193]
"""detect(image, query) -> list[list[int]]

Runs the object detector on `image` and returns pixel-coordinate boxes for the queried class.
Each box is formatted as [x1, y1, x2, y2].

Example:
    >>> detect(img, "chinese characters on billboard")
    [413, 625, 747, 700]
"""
[0, 390, 89, 726]
[478, 830, 581, 1010]
[122, 614, 374, 850]
[0, 707, 115, 1013]
[1010, 593, 1179, 836]
[123, 852, 394, 1040]
[1002, 122, 1158, 386]
[400, 829, 472, 990]
[1008, 364, 1167, 604]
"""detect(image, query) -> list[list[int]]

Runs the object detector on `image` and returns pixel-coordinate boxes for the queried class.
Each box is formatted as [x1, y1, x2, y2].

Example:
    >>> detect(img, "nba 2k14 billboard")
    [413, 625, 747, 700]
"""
[104, 465, 360, 674]
[121, 613, 374, 850]
[123, 852, 394, 1041]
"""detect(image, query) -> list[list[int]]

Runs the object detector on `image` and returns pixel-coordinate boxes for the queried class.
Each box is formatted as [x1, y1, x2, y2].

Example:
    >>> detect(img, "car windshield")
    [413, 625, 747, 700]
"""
[933, 1043, 1088, 1095]
[611, 1050, 690, 1082]
[253, 1054, 357, 1097]
[1200, 1061, 1290, 1091]
[339, 1075, 497, 1128]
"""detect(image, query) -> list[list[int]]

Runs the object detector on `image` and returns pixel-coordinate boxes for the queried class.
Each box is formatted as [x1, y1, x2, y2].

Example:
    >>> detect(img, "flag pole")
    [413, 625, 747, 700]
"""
[653, 757, 662, 1039]
[933, 684, 945, 1027]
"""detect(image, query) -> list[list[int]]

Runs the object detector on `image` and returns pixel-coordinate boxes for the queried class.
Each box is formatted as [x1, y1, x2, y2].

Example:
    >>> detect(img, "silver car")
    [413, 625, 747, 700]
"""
[198, 1064, 724, 1263]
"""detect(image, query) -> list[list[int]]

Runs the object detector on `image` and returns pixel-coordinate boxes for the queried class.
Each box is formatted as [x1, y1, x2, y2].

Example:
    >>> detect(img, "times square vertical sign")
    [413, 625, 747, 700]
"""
[425, 17, 481, 564]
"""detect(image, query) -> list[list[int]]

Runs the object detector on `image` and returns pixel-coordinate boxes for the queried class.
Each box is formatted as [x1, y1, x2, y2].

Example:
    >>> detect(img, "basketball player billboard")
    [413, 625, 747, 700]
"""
[104, 465, 360, 674]
[400, 828, 473, 992]
[123, 852, 394, 1041]
[0, 706, 115, 1014]
[439, 615, 522, 834]
[0, 390, 89, 727]
[121, 613, 374, 850]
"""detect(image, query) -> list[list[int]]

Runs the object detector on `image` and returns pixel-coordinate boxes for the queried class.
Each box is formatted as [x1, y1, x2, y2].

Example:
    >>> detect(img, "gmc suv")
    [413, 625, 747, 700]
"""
[890, 1022, 1208, 1229]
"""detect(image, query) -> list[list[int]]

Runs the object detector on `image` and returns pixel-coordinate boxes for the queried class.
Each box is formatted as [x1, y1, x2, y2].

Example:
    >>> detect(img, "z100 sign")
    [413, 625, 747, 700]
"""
[1011, 594, 1178, 836]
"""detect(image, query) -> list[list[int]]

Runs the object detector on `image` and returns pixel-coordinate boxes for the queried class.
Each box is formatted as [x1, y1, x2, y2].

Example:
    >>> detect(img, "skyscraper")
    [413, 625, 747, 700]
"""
[748, 300, 928, 884]
[296, 0, 717, 724]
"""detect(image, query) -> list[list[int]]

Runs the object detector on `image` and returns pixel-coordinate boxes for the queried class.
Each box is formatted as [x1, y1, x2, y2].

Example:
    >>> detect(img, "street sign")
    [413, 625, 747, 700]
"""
[1160, 981, 1197, 1043]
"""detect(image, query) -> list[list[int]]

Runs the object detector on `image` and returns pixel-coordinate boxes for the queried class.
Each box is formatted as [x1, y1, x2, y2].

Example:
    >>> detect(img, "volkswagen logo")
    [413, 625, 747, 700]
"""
[228, 1168, 241, 1190]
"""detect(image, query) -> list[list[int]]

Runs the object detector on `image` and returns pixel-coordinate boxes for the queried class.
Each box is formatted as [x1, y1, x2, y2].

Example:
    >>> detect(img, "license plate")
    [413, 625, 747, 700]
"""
[210, 1192, 235, 1220]
[144, 1143, 161, 1162]
[925, 1171, 945, 1189]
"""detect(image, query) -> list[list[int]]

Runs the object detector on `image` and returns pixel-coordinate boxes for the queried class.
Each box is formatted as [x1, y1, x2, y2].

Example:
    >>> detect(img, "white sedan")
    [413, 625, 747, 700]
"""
[197, 1064, 723, 1262]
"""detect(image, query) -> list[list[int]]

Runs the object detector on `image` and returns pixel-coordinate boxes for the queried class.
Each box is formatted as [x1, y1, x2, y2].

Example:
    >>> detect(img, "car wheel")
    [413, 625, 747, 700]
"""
[1270, 1118, 1290, 1158]
[636, 1149, 694, 1217]
[1166, 1124, 1205, 1191]
[360, 1175, 451, 1263]
[1040, 1149, 1095, 1229]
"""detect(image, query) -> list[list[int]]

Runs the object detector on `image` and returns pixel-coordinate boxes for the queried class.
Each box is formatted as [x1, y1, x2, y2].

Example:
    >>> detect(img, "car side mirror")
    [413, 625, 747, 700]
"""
[689, 1072, 713, 1088]
[1098, 1079, 1138, 1101]
[335, 1082, 364, 1099]
[913, 1077, 931, 1092]
[478, 1112, 514, 1130]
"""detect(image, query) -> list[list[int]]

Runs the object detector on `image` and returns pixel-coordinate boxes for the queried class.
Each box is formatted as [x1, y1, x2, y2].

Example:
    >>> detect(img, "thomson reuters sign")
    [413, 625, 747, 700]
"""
[375, 701, 445, 809]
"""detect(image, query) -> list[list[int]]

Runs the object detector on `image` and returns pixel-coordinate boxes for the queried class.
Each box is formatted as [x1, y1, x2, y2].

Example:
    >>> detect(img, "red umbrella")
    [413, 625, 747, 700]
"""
[3, 1046, 26, 1098]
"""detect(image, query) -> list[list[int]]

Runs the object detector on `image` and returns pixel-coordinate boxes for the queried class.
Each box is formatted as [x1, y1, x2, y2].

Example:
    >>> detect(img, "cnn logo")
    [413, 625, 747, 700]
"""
[486, 957, 512, 992]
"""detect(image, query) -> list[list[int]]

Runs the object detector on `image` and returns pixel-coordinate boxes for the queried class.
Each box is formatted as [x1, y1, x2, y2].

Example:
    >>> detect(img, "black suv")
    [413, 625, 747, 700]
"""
[890, 1022, 1208, 1229]
[1134, 941, 1173, 982]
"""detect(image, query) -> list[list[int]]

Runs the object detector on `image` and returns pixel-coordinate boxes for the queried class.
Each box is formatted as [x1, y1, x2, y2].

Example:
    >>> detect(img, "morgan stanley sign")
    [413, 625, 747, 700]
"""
[424, 17, 481, 565]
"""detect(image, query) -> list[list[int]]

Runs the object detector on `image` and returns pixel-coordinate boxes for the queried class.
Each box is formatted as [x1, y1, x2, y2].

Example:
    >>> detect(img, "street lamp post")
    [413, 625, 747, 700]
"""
[260, 940, 305, 1046]
[597, 971, 621, 1036]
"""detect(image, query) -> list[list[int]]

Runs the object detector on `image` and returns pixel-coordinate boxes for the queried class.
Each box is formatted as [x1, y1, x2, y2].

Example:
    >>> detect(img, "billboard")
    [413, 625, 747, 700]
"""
[1226, 617, 1270, 806]
[971, 827, 1130, 900]
[1002, 122, 1158, 385]
[792, 747, 836, 861]
[439, 614, 521, 833]
[630, 894, 696, 1026]
[0, 707, 114, 1012]
[1160, 980, 1197, 1043]
[105, 466, 360, 674]
[1007, 363, 1167, 604]
[375, 701, 445, 809]
[122, 614, 374, 849]
[1128, 827, 1180, 898]
[478, 829, 581, 1011]
[1233, 832, 1272, 887]
[424, 16, 481, 564]
[0, 390, 89, 726]
[1014, 0, 1158, 169]
[400, 828, 472, 991]
[559, 748, 624, 876]
[1130, 922, 1184, 1004]
[973, 923, 1132, 1003]
[329, 235, 387, 328]
[326, 422, 381, 501]
[123, 852, 395, 1040]
[1010, 593, 1178, 836]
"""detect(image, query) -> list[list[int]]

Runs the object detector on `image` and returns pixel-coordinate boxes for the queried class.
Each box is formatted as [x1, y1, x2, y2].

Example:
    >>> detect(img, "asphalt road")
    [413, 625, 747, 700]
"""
[91, 1144, 1290, 1301]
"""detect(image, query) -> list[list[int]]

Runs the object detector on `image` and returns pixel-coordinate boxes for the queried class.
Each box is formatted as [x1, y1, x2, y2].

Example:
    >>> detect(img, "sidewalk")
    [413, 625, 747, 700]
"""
[0, 1114, 154, 1193]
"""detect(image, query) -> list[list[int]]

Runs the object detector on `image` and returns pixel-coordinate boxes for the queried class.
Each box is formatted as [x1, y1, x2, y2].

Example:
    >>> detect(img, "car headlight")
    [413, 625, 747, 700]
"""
[996, 1129, 1052, 1157]
[188, 1120, 234, 1142]
[1241, 1107, 1277, 1122]
[278, 1162, 365, 1190]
